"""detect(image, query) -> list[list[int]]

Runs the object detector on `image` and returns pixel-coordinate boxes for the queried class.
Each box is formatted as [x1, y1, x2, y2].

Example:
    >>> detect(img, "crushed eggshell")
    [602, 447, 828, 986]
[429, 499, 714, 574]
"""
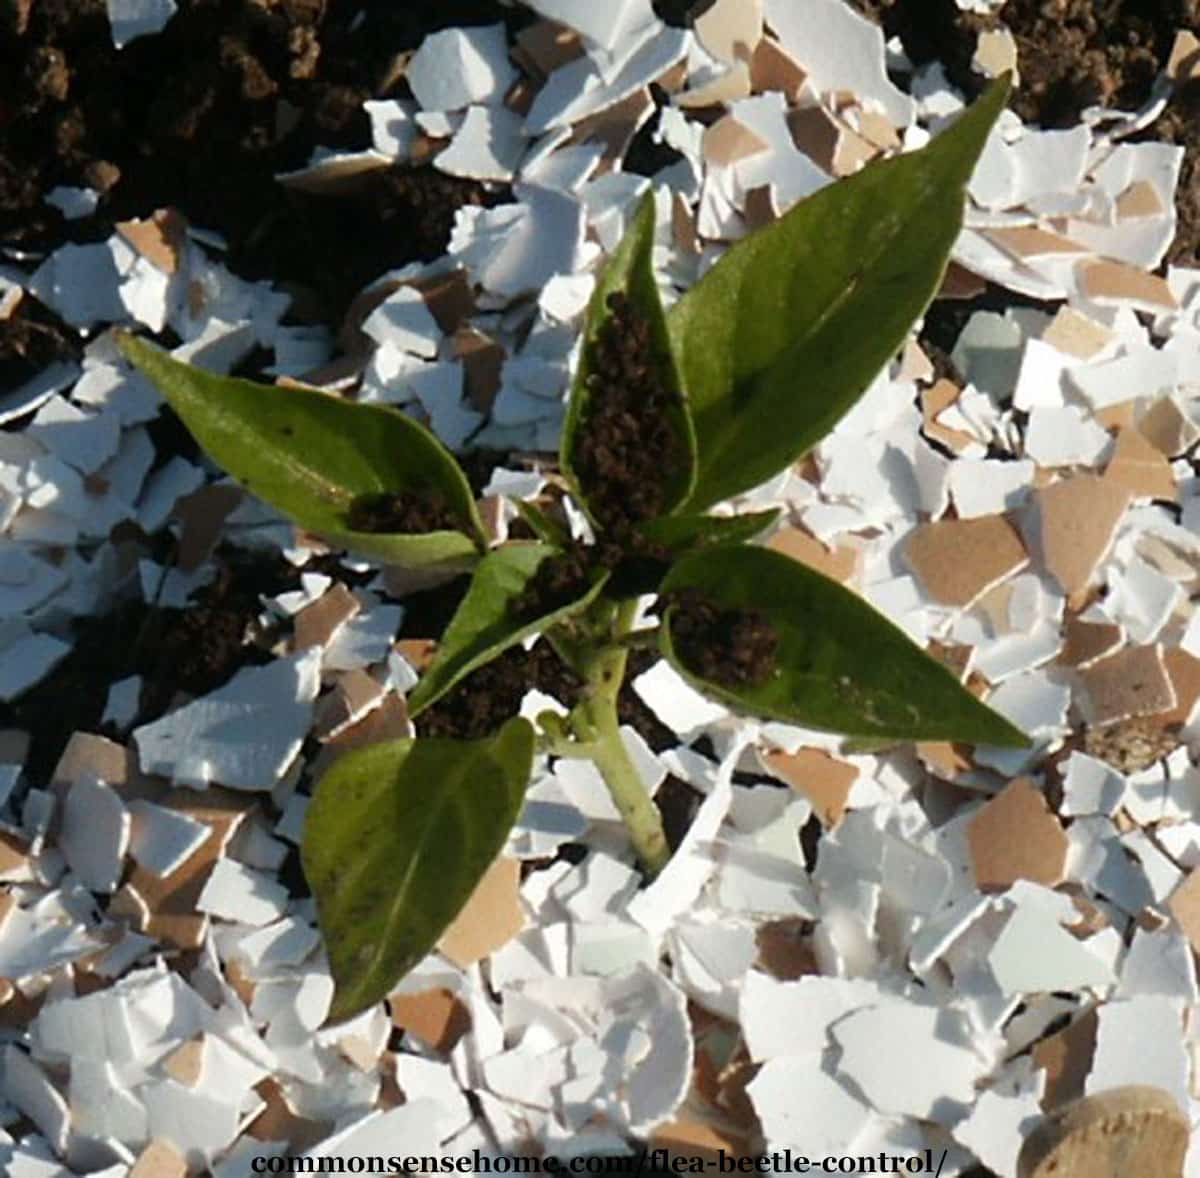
[1079, 646, 1176, 726]
[761, 747, 858, 828]
[1037, 475, 1131, 598]
[437, 856, 525, 968]
[968, 779, 1069, 890]
[905, 515, 1028, 608]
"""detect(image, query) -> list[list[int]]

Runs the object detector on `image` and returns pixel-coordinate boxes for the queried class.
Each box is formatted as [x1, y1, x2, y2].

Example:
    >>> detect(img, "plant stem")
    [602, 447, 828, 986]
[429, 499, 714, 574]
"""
[573, 600, 670, 877]
[614, 626, 660, 651]
[534, 713, 599, 761]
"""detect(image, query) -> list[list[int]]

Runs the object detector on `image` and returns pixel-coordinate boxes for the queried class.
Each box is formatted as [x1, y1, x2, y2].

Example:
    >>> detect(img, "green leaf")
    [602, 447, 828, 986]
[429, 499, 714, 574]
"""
[408, 543, 609, 716]
[659, 544, 1028, 747]
[560, 191, 697, 527]
[841, 737, 902, 755]
[117, 333, 486, 567]
[303, 716, 534, 1024]
[637, 508, 781, 553]
[668, 75, 1011, 512]
[513, 499, 571, 548]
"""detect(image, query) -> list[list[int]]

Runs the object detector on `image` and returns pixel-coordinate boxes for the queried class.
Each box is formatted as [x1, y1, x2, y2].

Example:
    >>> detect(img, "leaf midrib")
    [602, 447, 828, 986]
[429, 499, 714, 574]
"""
[349, 751, 484, 1009]
[689, 176, 954, 499]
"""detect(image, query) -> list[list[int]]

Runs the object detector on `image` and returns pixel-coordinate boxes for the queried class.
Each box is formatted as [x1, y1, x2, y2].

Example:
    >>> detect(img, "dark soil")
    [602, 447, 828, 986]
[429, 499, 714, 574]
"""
[0, 545, 293, 789]
[414, 641, 585, 742]
[920, 281, 1054, 391]
[623, 84, 686, 179]
[345, 488, 463, 534]
[0, 596, 147, 792]
[135, 547, 292, 716]
[456, 447, 524, 498]
[0, 0, 562, 789]
[665, 590, 780, 689]
[0, 296, 81, 395]
[398, 569, 680, 750]
[602, 549, 674, 598]
[850, 0, 1191, 117]
[847, 0, 1200, 265]
[144, 404, 204, 472]
[652, 0, 716, 27]
[506, 536, 672, 623]
[1, 0, 522, 324]
[655, 774, 705, 852]
[996, 0, 1194, 126]
[392, 555, 576, 742]
[573, 292, 686, 540]
[393, 572, 473, 640]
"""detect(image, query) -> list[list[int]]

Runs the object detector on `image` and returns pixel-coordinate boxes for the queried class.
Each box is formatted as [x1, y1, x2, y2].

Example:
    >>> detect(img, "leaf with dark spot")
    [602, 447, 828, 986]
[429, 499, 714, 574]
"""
[659, 544, 1028, 747]
[118, 333, 486, 568]
[561, 192, 696, 535]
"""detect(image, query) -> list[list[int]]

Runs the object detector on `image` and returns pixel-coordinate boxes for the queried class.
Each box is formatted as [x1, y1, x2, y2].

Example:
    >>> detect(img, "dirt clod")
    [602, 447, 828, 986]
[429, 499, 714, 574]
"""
[1083, 717, 1181, 774]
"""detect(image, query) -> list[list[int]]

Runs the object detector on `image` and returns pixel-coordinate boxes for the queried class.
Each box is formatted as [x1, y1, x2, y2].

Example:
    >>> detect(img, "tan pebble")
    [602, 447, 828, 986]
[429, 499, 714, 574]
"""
[1018, 1086, 1189, 1178]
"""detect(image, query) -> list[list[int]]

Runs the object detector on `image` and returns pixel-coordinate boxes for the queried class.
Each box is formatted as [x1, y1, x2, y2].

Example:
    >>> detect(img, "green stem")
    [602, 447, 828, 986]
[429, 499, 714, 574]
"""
[572, 600, 670, 877]
[534, 713, 599, 761]
[614, 626, 660, 651]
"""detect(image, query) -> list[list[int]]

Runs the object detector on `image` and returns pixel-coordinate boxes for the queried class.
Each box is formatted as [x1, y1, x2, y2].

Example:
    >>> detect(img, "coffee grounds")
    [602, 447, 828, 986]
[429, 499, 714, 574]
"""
[665, 589, 779, 689]
[572, 291, 684, 540]
[346, 488, 462, 533]
[506, 547, 595, 625]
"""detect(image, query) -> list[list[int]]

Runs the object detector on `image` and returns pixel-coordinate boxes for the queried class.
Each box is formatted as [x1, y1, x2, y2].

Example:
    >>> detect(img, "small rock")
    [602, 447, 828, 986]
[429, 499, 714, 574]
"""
[1018, 1086, 1189, 1178]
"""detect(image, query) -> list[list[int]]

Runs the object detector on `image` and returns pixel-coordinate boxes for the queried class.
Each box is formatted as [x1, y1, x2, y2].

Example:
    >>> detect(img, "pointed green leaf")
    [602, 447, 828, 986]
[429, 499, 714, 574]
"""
[841, 737, 902, 755]
[668, 76, 1011, 512]
[303, 717, 534, 1024]
[408, 543, 609, 716]
[561, 191, 697, 528]
[513, 499, 571, 548]
[117, 333, 486, 567]
[636, 508, 781, 553]
[659, 544, 1027, 747]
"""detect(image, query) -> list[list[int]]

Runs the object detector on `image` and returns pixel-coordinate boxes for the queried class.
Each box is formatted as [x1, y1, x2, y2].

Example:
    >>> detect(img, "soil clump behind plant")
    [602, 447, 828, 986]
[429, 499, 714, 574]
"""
[506, 547, 595, 624]
[414, 641, 585, 742]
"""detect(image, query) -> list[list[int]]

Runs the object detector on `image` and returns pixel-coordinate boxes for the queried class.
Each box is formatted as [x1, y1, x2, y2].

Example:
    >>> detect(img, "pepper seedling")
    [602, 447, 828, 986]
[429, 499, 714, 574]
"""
[119, 76, 1023, 1025]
